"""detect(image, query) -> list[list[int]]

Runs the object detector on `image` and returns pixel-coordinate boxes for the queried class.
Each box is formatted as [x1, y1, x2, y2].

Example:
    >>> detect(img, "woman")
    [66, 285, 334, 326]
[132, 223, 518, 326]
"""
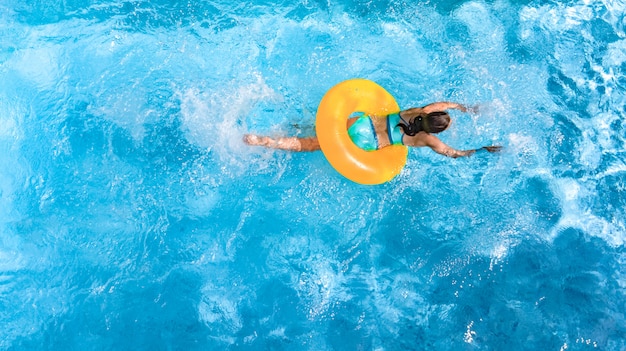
[243, 102, 501, 158]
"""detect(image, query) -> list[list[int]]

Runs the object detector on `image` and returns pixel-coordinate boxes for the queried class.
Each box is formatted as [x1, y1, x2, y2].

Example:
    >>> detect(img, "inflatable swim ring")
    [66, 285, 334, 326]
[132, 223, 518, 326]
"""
[315, 79, 408, 185]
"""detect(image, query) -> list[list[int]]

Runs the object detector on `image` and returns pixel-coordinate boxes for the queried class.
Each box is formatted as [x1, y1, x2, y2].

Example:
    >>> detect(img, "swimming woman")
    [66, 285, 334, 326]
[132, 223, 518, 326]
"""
[243, 102, 502, 158]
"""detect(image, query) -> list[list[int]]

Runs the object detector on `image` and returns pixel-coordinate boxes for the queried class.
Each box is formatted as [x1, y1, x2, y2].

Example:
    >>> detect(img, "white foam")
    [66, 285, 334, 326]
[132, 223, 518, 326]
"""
[520, 2, 595, 32]
[551, 177, 624, 246]
[96, 92, 152, 142]
[0, 99, 25, 230]
[0, 246, 24, 274]
[178, 75, 284, 175]
[593, 112, 619, 151]
[455, 2, 505, 52]
[298, 256, 349, 320]
[507, 133, 548, 168]
[266, 234, 351, 321]
[10, 46, 61, 90]
[184, 188, 220, 218]
[198, 284, 243, 336]
[0, 112, 19, 140]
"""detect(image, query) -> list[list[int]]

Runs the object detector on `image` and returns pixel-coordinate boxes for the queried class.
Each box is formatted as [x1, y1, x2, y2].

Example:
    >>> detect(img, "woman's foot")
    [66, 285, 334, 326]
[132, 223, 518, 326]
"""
[243, 134, 273, 147]
[243, 134, 304, 151]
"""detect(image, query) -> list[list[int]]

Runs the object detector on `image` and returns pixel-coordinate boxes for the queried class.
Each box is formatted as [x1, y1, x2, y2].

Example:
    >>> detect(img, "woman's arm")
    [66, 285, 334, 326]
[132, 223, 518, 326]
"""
[421, 102, 468, 114]
[406, 133, 491, 158]
[423, 134, 476, 158]
[403, 133, 474, 158]
[421, 135, 503, 158]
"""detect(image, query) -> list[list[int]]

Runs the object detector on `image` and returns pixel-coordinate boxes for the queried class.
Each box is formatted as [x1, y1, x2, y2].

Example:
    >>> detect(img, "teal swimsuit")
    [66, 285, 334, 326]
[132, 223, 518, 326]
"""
[347, 112, 405, 151]
[386, 113, 405, 146]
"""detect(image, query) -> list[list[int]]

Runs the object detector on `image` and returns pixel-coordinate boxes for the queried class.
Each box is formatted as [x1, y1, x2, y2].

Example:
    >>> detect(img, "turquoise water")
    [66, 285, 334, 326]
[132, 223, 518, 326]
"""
[1, 0, 625, 349]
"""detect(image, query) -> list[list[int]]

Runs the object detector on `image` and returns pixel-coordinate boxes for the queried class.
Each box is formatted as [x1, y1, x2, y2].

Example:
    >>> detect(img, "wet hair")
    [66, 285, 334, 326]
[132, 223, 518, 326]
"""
[397, 111, 451, 136]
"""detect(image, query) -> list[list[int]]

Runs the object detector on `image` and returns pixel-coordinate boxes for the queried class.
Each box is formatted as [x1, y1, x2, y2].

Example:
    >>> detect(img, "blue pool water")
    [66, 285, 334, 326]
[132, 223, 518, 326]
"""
[1, 0, 625, 349]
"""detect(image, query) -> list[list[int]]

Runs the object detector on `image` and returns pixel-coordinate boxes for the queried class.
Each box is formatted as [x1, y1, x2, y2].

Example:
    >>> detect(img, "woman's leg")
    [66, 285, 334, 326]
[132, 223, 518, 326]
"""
[243, 116, 358, 152]
[243, 134, 320, 152]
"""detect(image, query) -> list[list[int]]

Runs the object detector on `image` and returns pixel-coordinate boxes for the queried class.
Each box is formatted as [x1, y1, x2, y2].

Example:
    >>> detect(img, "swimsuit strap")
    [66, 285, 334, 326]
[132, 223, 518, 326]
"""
[387, 113, 405, 145]
[399, 113, 409, 125]
[368, 115, 379, 149]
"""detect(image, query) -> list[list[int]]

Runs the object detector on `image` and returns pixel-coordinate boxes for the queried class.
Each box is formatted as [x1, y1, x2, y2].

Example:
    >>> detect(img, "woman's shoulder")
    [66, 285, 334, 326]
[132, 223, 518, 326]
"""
[399, 107, 425, 119]
[402, 131, 432, 147]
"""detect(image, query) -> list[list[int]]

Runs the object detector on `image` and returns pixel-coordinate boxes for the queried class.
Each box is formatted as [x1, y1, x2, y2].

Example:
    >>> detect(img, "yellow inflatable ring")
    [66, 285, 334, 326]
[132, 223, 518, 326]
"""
[315, 79, 408, 185]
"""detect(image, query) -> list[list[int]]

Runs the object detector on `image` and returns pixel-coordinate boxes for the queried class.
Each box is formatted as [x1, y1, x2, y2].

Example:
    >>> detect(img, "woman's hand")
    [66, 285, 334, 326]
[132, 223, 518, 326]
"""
[481, 146, 502, 153]
[466, 105, 480, 114]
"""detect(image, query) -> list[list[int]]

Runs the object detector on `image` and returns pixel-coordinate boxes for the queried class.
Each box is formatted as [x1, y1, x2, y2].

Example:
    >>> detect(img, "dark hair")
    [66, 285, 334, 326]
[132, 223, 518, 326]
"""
[397, 111, 450, 136]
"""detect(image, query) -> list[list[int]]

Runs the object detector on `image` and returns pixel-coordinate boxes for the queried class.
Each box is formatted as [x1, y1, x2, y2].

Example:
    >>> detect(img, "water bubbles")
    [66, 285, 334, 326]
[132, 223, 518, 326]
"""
[464, 320, 476, 343]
